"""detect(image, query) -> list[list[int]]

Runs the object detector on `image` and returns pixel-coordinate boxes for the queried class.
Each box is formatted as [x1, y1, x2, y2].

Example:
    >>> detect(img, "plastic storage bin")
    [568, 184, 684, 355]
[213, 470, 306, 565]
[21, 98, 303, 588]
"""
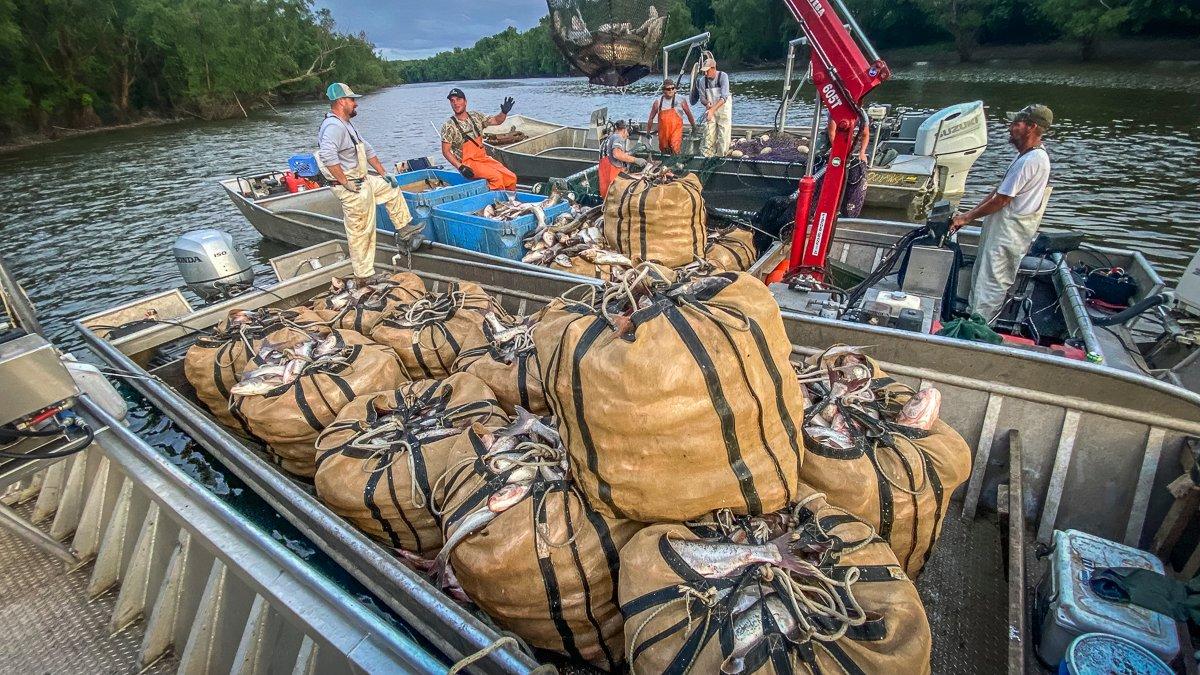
[432, 191, 570, 260]
[374, 169, 487, 241]
[1036, 529, 1179, 667]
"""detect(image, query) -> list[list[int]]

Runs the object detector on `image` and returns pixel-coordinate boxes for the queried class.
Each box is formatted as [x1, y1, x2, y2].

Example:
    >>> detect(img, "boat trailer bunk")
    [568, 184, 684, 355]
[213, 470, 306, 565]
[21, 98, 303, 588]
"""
[74, 240, 1200, 672]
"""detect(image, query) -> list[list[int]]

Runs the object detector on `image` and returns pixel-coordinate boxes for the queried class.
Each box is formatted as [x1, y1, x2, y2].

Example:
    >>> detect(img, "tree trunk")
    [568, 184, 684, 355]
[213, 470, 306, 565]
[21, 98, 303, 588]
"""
[1080, 36, 1097, 61]
[955, 33, 976, 62]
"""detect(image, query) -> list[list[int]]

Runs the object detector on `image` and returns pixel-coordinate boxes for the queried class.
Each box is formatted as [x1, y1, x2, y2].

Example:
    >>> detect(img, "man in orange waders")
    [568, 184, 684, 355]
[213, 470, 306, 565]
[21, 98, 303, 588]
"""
[440, 88, 518, 190]
[598, 120, 648, 199]
[646, 79, 695, 155]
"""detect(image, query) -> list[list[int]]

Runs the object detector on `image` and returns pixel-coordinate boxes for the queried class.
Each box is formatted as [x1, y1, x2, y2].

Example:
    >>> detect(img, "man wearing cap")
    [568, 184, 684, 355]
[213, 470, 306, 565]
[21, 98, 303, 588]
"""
[597, 120, 648, 199]
[689, 56, 732, 157]
[317, 82, 413, 279]
[951, 104, 1054, 323]
[440, 88, 518, 191]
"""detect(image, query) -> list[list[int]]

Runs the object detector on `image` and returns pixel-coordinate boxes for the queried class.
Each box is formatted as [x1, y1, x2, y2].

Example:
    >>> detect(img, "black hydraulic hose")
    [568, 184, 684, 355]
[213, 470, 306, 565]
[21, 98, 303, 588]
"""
[0, 419, 94, 460]
[843, 226, 931, 309]
[1090, 293, 1170, 327]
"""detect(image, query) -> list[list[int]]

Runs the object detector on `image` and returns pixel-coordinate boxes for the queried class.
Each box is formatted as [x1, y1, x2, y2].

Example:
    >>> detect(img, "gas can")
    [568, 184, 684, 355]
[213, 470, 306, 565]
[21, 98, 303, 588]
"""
[1036, 529, 1179, 667]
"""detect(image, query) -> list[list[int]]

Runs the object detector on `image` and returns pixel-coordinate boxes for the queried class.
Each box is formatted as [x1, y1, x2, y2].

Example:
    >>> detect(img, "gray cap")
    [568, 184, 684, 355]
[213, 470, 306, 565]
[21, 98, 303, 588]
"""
[1007, 104, 1053, 130]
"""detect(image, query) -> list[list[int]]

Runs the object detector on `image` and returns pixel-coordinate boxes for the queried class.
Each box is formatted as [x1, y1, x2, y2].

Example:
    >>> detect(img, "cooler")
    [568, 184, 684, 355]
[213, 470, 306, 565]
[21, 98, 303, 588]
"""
[374, 169, 487, 241]
[1036, 529, 1179, 667]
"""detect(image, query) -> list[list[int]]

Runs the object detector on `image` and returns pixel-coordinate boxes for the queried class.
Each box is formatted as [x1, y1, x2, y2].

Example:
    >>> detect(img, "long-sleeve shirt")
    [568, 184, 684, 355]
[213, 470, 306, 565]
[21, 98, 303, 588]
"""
[317, 115, 376, 169]
[690, 72, 730, 108]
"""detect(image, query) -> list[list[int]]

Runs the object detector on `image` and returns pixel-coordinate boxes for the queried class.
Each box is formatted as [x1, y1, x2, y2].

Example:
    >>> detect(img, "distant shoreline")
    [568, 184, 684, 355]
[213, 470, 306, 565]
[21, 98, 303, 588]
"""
[0, 115, 184, 155]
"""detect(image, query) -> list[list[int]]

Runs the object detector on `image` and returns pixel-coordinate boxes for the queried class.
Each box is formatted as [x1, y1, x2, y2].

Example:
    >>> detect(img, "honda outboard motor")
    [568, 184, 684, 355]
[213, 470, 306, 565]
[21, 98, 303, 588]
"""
[173, 229, 254, 301]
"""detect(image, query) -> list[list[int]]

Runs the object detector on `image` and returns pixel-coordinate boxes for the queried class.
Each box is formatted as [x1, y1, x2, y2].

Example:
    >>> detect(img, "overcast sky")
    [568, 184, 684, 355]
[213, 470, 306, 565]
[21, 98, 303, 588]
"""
[315, 0, 550, 61]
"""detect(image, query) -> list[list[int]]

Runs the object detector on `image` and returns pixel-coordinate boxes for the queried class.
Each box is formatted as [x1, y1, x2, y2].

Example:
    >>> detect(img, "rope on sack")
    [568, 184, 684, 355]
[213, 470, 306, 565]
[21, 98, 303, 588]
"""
[446, 633, 556, 675]
[628, 585, 719, 675]
[869, 432, 931, 496]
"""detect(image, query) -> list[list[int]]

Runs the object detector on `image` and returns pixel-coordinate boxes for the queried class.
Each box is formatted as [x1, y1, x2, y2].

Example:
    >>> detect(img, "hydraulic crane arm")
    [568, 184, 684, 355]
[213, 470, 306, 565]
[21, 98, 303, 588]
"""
[778, 0, 890, 282]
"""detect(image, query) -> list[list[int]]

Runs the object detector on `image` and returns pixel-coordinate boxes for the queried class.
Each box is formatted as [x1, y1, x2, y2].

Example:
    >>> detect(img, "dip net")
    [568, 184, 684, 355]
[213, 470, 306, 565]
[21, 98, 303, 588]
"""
[547, 0, 670, 86]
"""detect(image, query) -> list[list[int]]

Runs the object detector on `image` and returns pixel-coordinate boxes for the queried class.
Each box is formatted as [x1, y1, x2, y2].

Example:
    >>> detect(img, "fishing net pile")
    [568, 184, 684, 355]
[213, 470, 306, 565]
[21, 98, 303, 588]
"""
[547, 0, 669, 86]
[181, 264, 972, 671]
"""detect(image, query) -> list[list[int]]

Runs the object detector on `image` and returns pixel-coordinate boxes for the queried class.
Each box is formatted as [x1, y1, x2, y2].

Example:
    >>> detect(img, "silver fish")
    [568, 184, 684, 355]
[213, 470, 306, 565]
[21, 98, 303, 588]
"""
[529, 204, 546, 230]
[499, 406, 558, 443]
[314, 334, 340, 357]
[230, 375, 284, 396]
[806, 425, 855, 450]
[434, 507, 497, 587]
[721, 596, 800, 675]
[291, 341, 314, 361]
[668, 535, 813, 579]
[488, 480, 531, 511]
[897, 387, 941, 430]
[242, 364, 287, 380]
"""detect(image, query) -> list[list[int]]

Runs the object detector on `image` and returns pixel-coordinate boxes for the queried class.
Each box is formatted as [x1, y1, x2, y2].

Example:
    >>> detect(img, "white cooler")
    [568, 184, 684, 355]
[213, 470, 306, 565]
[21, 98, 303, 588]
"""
[1036, 529, 1180, 666]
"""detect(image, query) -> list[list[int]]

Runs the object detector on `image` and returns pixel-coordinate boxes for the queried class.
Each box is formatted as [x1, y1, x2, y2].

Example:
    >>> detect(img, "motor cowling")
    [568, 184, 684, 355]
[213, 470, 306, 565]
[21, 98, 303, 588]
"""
[173, 229, 254, 301]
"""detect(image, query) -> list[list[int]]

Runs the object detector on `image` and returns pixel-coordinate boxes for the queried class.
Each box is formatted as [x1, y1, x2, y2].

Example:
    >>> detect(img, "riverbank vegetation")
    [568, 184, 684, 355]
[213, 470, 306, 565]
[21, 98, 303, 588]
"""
[398, 0, 1199, 83]
[0, 0, 394, 143]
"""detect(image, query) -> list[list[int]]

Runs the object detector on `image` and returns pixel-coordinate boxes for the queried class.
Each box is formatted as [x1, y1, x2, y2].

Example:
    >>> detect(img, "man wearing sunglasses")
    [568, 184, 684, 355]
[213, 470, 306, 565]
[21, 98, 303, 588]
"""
[951, 104, 1054, 323]
[647, 79, 696, 155]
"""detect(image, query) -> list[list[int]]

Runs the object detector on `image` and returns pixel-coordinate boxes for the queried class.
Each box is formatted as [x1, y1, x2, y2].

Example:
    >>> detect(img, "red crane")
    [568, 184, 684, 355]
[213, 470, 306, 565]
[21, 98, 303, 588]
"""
[773, 0, 890, 283]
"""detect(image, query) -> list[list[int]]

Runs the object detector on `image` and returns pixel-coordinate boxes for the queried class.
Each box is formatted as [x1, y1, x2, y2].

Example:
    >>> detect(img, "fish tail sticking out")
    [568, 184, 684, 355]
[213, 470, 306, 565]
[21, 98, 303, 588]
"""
[769, 532, 828, 579]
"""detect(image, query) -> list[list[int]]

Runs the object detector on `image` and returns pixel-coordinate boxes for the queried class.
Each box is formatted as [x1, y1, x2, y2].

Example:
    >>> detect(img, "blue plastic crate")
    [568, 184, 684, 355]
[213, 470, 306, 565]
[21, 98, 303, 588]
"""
[432, 191, 571, 260]
[375, 169, 487, 241]
[287, 153, 320, 178]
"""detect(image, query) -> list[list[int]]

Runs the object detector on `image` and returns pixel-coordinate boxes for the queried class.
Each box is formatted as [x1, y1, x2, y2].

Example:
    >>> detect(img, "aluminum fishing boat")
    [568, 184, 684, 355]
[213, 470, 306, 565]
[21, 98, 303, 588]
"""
[2, 238, 1193, 672]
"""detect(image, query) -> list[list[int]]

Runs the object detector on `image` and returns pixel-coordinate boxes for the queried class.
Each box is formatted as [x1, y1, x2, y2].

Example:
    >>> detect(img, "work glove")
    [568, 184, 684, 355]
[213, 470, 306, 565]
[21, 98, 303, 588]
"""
[458, 165, 476, 179]
[341, 180, 361, 193]
[632, 157, 648, 167]
[383, 174, 399, 188]
[500, 97, 515, 114]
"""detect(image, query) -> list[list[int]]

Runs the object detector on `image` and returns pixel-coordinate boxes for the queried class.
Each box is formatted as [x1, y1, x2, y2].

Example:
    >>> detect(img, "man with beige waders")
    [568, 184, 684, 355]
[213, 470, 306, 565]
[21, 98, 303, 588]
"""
[689, 56, 732, 157]
[317, 82, 414, 279]
[951, 104, 1053, 323]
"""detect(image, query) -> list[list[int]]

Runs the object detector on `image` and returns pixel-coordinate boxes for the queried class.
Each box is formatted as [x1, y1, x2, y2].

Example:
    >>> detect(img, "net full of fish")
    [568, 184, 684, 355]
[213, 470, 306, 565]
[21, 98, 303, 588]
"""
[434, 411, 642, 669]
[229, 328, 407, 477]
[312, 372, 508, 555]
[521, 200, 634, 279]
[618, 487, 932, 674]
[792, 345, 972, 578]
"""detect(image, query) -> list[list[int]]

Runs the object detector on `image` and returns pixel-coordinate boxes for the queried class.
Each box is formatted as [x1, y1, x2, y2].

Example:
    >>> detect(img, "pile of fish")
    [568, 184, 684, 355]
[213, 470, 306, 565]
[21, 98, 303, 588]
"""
[729, 131, 811, 161]
[477, 190, 561, 224]
[521, 202, 633, 275]
[230, 332, 348, 396]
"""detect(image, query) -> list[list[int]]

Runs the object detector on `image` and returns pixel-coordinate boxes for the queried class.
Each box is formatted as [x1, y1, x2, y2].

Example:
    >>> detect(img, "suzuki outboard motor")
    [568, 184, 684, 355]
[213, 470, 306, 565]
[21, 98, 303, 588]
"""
[173, 229, 254, 301]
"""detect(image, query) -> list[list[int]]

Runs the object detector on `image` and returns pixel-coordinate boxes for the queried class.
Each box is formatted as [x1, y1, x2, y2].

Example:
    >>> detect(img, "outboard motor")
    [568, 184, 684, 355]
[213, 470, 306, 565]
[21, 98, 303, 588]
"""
[173, 229, 254, 301]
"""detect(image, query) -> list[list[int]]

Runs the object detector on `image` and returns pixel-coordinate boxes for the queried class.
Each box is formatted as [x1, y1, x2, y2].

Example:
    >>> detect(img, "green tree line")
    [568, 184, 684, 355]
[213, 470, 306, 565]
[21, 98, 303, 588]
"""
[0, 0, 395, 142]
[398, 0, 1199, 83]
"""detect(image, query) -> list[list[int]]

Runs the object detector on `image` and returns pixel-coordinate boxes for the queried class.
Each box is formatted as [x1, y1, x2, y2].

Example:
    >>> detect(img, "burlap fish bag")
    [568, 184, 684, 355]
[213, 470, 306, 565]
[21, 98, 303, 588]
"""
[796, 348, 972, 577]
[453, 314, 550, 417]
[705, 226, 758, 272]
[370, 281, 496, 379]
[231, 329, 406, 477]
[437, 423, 641, 670]
[184, 306, 324, 432]
[532, 266, 804, 522]
[619, 488, 931, 674]
[603, 172, 706, 267]
[313, 373, 507, 554]
[309, 271, 427, 333]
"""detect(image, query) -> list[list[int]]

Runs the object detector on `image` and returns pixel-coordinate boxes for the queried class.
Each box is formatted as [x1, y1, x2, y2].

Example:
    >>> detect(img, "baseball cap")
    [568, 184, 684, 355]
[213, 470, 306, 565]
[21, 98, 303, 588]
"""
[1006, 104, 1053, 130]
[326, 83, 362, 101]
[447, 88, 466, 100]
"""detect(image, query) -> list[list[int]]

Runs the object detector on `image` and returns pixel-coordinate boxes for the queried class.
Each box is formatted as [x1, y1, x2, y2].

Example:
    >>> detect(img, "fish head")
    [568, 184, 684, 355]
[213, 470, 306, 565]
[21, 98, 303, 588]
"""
[487, 481, 531, 512]
[230, 375, 283, 397]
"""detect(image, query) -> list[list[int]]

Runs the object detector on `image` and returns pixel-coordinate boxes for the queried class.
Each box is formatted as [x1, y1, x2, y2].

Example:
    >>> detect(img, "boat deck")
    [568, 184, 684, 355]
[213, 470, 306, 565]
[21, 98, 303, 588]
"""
[0, 500, 178, 674]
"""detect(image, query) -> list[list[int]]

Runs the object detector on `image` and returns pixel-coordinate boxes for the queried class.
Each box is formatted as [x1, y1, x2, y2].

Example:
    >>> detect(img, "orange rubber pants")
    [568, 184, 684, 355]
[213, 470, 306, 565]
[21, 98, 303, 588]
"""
[460, 138, 517, 191]
[658, 108, 683, 154]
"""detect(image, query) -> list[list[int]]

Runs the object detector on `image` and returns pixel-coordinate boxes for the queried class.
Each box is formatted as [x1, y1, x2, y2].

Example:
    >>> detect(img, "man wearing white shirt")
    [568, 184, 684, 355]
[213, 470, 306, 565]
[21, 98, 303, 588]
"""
[951, 104, 1054, 322]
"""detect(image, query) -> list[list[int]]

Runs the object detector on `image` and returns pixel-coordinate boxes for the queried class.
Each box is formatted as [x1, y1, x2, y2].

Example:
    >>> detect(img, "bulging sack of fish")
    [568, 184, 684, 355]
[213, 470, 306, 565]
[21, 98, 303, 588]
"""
[796, 346, 971, 577]
[309, 272, 427, 334]
[183, 306, 325, 433]
[312, 373, 508, 555]
[369, 282, 495, 379]
[533, 265, 805, 522]
[230, 329, 406, 477]
[603, 171, 706, 268]
[705, 226, 759, 272]
[452, 312, 550, 416]
[619, 488, 931, 675]
[435, 414, 641, 671]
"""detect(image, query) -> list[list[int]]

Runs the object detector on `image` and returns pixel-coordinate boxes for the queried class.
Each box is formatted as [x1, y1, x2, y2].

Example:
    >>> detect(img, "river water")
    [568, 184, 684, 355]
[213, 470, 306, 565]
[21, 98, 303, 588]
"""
[2, 63, 1197, 347]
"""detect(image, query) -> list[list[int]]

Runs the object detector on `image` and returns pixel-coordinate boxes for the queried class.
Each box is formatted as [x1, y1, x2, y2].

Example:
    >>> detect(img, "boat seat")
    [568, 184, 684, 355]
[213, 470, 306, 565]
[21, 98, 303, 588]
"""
[1019, 256, 1057, 275]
